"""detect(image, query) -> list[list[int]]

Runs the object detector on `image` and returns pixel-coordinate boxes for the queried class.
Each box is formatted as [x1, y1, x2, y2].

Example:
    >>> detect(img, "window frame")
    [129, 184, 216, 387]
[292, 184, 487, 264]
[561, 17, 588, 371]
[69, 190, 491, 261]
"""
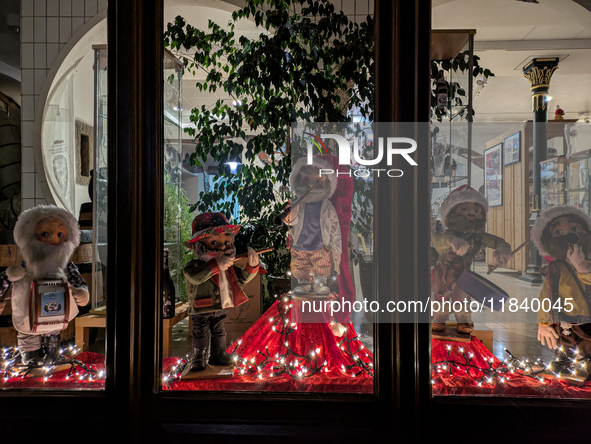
[12, 0, 591, 440]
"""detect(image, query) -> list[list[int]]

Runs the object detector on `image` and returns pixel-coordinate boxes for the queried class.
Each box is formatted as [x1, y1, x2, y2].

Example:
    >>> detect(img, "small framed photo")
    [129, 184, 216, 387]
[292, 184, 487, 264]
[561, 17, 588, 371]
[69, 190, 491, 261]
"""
[484, 143, 503, 207]
[503, 131, 521, 166]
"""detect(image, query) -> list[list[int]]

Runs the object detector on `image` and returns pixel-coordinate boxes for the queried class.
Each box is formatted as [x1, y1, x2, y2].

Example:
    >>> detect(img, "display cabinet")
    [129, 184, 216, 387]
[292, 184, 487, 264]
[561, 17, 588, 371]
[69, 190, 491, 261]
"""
[92, 45, 107, 309]
[92, 47, 184, 308]
[430, 30, 475, 223]
[540, 156, 567, 210]
[566, 149, 591, 215]
[163, 52, 184, 298]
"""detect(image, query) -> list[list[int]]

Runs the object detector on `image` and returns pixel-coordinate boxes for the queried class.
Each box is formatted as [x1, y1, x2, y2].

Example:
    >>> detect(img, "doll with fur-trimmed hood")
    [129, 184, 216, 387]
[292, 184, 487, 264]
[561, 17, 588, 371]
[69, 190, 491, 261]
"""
[183, 212, 260, 372]
[286, 157, 342, 296]
[532, 205, 591, 358]
[431, 185, 512, 334]
[0, 205, 89, 366]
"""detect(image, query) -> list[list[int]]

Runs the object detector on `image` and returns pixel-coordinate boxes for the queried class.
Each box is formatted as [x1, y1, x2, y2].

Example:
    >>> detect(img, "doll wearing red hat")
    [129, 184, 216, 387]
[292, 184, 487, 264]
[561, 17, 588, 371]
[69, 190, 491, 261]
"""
[184, 212, 259, 371]
[431, 185, 513, 333]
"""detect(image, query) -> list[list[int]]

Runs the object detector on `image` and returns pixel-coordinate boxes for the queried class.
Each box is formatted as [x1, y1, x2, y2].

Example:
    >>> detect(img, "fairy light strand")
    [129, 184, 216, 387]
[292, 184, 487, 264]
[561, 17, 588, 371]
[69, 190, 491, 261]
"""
[162, 295, 374, 388]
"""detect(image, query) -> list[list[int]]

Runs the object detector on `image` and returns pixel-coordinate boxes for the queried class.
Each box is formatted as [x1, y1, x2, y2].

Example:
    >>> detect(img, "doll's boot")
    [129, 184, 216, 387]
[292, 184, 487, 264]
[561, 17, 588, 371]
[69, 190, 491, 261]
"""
[313, 276, 330, 295]
[20, 349, 44, 366]
[431, 322, 446, 333]
[43, 334, 66, 365]
[190, 348, 207, 372]
[431, 312, 447, 333]
[455, 314, 473, 334]
[209, 335, 234, 366]
[293, 280, 312, 295]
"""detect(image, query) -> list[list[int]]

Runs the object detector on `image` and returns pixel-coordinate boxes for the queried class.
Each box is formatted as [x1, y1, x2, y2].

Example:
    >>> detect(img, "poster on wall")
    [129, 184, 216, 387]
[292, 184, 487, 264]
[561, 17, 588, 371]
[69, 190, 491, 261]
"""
[504, 131, 520, 166]
[484, 143, 502, 207]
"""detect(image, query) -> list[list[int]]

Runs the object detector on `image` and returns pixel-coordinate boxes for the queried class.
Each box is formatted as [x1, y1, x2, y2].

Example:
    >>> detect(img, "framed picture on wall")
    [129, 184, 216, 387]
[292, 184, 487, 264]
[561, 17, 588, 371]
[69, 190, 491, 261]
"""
[503, 131, 521, 166]
[484, 143, 503, 207]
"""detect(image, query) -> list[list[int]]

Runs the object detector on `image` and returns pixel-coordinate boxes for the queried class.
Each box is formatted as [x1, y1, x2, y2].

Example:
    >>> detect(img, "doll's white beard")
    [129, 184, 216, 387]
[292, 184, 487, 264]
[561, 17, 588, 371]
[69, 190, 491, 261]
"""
[21, 240, 74, 278]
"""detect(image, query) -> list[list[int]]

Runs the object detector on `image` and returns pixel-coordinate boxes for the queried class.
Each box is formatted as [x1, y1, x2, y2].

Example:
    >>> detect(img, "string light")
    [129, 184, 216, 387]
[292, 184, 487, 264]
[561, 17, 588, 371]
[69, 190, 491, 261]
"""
[0, 346, 103, 386]
[161, 294, 374, 389]
[432, 344, 591, 389]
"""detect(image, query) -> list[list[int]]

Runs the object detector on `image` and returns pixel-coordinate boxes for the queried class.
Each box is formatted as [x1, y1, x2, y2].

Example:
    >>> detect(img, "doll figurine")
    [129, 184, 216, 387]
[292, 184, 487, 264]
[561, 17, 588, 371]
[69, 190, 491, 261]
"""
[532, 205, 591, 358]
[0, 205, 89, 366]
[184, 212, 259, 372]
[287, 157, 341, 296]
[431, 185, 512, 334]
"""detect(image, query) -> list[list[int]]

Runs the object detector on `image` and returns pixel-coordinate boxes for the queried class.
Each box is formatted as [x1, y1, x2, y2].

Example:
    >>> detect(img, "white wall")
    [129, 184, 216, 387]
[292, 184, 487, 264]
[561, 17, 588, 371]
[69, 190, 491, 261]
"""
[20, 0, 107, 213]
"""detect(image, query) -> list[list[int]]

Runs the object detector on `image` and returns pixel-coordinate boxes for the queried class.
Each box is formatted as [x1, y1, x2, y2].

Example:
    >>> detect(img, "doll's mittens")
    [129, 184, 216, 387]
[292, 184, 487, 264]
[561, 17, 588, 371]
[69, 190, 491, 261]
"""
[538, 324, 559, 349]
[71, 287, 90, 306]
[567, 244, 591, 274]
[450, 237, 469, 256]
[493, 246, 513, 267]
[333, 256, 341, 274]
[6, 265, 26, 282]
[247, 247, 259, 267]
[331, 322, 347, 337]
[215, 254, 233, 271]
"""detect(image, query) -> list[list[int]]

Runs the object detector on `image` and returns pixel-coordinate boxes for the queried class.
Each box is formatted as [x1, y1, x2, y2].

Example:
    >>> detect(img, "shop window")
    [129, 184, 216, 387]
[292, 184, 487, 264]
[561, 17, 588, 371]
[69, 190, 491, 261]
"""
[159, 0, 376, 394]
[0, 4, 107, 390]
[430, 0, 591, 398]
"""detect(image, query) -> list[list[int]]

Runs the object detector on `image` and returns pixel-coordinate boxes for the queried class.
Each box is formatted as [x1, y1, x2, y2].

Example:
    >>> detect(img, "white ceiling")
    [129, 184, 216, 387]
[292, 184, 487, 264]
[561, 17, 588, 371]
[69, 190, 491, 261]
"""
[433, 0, 591, 122]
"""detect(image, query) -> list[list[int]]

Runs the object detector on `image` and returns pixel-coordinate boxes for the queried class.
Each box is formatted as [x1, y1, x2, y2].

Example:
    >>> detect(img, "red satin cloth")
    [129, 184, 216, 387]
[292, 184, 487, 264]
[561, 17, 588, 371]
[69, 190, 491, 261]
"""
[433, 337, 591, 398]
[164, 299, 374, 392]
[0, 352, 105, 389]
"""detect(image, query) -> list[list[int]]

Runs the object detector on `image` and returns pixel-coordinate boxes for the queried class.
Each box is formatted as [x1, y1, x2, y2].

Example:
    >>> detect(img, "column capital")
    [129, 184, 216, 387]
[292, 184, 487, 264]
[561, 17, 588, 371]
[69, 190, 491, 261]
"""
[523, 58, 559, 113]
[523, 57, 559, 91]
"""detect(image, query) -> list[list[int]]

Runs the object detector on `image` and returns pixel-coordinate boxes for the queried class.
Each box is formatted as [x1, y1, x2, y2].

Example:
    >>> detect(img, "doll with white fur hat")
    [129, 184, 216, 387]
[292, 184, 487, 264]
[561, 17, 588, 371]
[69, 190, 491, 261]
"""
[532, 205, 591, 358]
[431, 185, 512, 334]
[0, 205, 89, 366]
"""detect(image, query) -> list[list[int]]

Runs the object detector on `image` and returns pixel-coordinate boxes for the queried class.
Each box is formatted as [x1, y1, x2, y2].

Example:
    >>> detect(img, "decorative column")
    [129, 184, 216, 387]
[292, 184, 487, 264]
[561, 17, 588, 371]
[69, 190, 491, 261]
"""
[518, 58, 559, 284]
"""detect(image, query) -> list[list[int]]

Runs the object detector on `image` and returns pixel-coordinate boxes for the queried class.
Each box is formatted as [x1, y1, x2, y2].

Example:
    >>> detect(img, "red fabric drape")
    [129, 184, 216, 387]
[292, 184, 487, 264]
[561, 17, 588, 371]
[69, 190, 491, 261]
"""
[0, 352, 105, 389]
[433, 337, 591, 398]
[164, 299, 373, 392]
[6, 338, 591, 397]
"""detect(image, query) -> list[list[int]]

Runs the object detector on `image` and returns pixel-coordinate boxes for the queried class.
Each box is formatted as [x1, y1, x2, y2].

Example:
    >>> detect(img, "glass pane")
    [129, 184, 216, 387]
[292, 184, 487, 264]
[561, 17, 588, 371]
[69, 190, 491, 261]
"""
[431, 0, 591, 398]
[431, 121, 591, 398]
[160, 0, 375, 394]
[1, 3, 107, 389]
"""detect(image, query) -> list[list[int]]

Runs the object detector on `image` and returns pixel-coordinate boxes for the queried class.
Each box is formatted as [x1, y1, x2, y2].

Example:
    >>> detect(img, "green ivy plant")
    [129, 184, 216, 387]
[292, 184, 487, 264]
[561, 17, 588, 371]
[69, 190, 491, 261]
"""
[431, 50, 495, 122]
[164, 0, 374, 305]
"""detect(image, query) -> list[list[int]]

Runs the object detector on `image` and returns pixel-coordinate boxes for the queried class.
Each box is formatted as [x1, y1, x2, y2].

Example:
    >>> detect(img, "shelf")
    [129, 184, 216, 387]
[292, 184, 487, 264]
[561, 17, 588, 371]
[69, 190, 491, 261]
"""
[431, 29, 475, 60]
[432, 175, 468, 184]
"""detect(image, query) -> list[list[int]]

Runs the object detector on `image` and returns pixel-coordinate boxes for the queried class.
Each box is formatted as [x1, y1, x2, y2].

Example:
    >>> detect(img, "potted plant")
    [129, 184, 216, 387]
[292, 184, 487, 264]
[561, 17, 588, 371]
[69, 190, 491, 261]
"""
[164, 0, 374, 309]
